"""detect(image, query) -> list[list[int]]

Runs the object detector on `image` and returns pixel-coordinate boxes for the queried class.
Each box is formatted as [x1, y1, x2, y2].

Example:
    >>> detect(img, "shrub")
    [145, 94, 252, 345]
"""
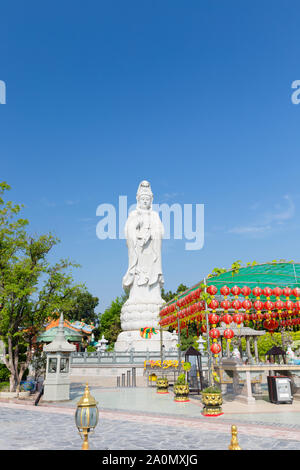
[0, 364, 10, 382]
[0, 381, 10, 391]
[202, 386, 221, 394]
[175, 373, 187, 385]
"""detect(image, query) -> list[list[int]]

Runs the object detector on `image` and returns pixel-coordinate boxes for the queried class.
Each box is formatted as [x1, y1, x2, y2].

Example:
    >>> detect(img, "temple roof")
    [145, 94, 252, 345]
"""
[36, 316, 94, 343]
[43, 314, 76, 352]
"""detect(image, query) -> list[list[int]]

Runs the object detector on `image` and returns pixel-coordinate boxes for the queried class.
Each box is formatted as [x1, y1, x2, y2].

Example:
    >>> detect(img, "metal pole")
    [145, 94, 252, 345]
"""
[160, 325, 163, 373]
[177, 312, 182, 373]
[121, 373, 125, 387]
[132, 367, 136, 387]
[127, 370, 131, 387]
[203, 277, 213, 386]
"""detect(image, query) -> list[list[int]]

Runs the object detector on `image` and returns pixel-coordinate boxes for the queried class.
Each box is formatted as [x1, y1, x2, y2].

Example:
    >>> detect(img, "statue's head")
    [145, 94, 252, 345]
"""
[136, 180, 153, 210]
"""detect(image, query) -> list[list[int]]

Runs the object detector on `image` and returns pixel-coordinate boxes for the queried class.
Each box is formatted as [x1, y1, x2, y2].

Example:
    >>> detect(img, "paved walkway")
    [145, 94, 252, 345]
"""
[1, 386, 300, 450]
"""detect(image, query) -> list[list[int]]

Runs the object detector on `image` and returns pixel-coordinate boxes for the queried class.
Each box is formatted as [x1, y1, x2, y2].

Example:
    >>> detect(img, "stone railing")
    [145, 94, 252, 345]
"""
[70, 350, 208, 366]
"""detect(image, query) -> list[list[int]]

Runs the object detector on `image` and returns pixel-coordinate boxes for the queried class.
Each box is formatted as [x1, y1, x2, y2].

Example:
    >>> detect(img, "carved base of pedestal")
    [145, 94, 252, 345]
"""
[120, 300, 162, 331]
[114, 330, 176, 352]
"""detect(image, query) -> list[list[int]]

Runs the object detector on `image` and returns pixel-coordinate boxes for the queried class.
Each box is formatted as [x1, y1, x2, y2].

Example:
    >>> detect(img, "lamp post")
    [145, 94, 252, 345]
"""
[197, 335, 206, 353]
[97, 335, 108, 353]
[75, 382, 99, 450]
[203, 277, 213, 387]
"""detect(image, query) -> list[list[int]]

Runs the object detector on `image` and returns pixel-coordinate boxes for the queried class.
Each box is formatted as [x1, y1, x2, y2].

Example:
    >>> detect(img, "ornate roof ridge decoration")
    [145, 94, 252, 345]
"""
[43, 313, 76, 353]
[44, 316, 94, 334]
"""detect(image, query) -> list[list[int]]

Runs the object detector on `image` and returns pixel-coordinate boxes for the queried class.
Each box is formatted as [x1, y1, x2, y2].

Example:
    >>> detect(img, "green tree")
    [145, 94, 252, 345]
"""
[96, 293, 128, 348]
[178, 322, 199, 351]
[0, 182, 83, 392]
[66, 291, 99, 325]
[161, 284, 188, 303]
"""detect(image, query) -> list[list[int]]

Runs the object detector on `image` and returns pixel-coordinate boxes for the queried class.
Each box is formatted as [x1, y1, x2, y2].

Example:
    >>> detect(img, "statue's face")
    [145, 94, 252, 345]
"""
[138, 195, 151, 209]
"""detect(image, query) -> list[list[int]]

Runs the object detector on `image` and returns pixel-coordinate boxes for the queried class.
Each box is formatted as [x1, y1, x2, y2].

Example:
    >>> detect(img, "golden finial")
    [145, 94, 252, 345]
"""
[228, 425, 241, 450]
[76, 382, 98, 408]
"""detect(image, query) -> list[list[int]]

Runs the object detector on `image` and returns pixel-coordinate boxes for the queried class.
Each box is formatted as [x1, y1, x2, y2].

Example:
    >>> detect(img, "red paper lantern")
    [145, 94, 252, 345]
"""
[272, 287, 283, 298]
[263, 319, 279, 333]
[233, 313, 243, 325]
[207, 285, 218, 296]
[275, 300, 284, 311]
[231, 285, 241, 297]
[285, 300, 294, 311]
[242, 299, 252, 311]
[252, 286, 262, 297]
[210, 343, 221, 355]
[222, 314, 233, 325]
[209, 299, 219, 310]
[241, 286, 251, 297]
[264, 300, 274, 311]
[209, 328, 220, 339]
[220, 285, 230, 297]
[253, 300, 263, 311]
[283, 287, 292, 298]
[292, 287, 300, 298]
[208, 313, 219, 325]
[295, 301, 300, 311]
[262, 287, 272, 298]
[223, 329, 234, 340]
[221, 299, 231, 310]
[251, 313, 258, 321]
[231, 300, 242, 310]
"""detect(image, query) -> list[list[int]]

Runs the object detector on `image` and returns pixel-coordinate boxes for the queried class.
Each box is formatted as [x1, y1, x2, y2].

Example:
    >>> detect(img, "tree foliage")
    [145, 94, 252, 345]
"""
[95, 293, 128, 348]
[0, 182, 83, 392]
[65, 291, 99, 325]
[161, 283, 188, 303]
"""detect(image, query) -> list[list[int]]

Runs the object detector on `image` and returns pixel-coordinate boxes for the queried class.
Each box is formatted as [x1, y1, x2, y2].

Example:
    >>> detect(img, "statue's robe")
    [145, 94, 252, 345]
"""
[122, 209, 164, 302]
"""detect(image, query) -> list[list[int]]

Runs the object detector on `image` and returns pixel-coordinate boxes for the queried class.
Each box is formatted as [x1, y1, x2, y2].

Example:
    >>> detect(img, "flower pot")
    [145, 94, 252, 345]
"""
[174, 384, 189, 402]
[201, 391, 223, 416]
[156, 377, 169, 394]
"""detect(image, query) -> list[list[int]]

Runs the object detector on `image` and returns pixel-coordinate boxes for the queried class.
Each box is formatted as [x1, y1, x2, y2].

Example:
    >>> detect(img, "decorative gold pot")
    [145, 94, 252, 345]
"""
[201, 392, 223, 416]
[174, 384, 189, 402]
[156, 377, 169, 394]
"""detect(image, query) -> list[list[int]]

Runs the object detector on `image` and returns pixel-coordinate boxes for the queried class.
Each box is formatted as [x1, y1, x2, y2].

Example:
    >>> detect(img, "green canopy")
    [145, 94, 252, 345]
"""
[164, 262, 300, 304]
[206, 262, 300, 289]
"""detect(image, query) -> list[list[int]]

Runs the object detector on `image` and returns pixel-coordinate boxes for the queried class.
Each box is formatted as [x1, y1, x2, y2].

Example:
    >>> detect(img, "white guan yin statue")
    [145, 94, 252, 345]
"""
[114, 180, 177, 352]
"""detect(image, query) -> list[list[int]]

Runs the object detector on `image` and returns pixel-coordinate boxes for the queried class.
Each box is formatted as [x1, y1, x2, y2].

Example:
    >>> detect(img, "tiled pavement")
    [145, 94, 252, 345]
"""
[1, 386, 300, 450]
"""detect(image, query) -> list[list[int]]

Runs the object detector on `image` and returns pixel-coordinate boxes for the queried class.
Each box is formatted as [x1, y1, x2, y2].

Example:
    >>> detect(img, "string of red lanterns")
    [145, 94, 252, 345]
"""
[159, 284, 300, 337]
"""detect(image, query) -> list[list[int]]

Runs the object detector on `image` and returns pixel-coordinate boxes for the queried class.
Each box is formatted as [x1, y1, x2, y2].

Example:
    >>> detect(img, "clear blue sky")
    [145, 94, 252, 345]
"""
[1, 1, 300, 312]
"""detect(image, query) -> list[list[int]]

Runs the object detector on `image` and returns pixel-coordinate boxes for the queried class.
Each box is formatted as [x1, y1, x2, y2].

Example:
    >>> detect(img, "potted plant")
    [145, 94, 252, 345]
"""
[173, 373, 189, 402]
[201, 386, 223, 416]
[156, 376, 169, 394]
